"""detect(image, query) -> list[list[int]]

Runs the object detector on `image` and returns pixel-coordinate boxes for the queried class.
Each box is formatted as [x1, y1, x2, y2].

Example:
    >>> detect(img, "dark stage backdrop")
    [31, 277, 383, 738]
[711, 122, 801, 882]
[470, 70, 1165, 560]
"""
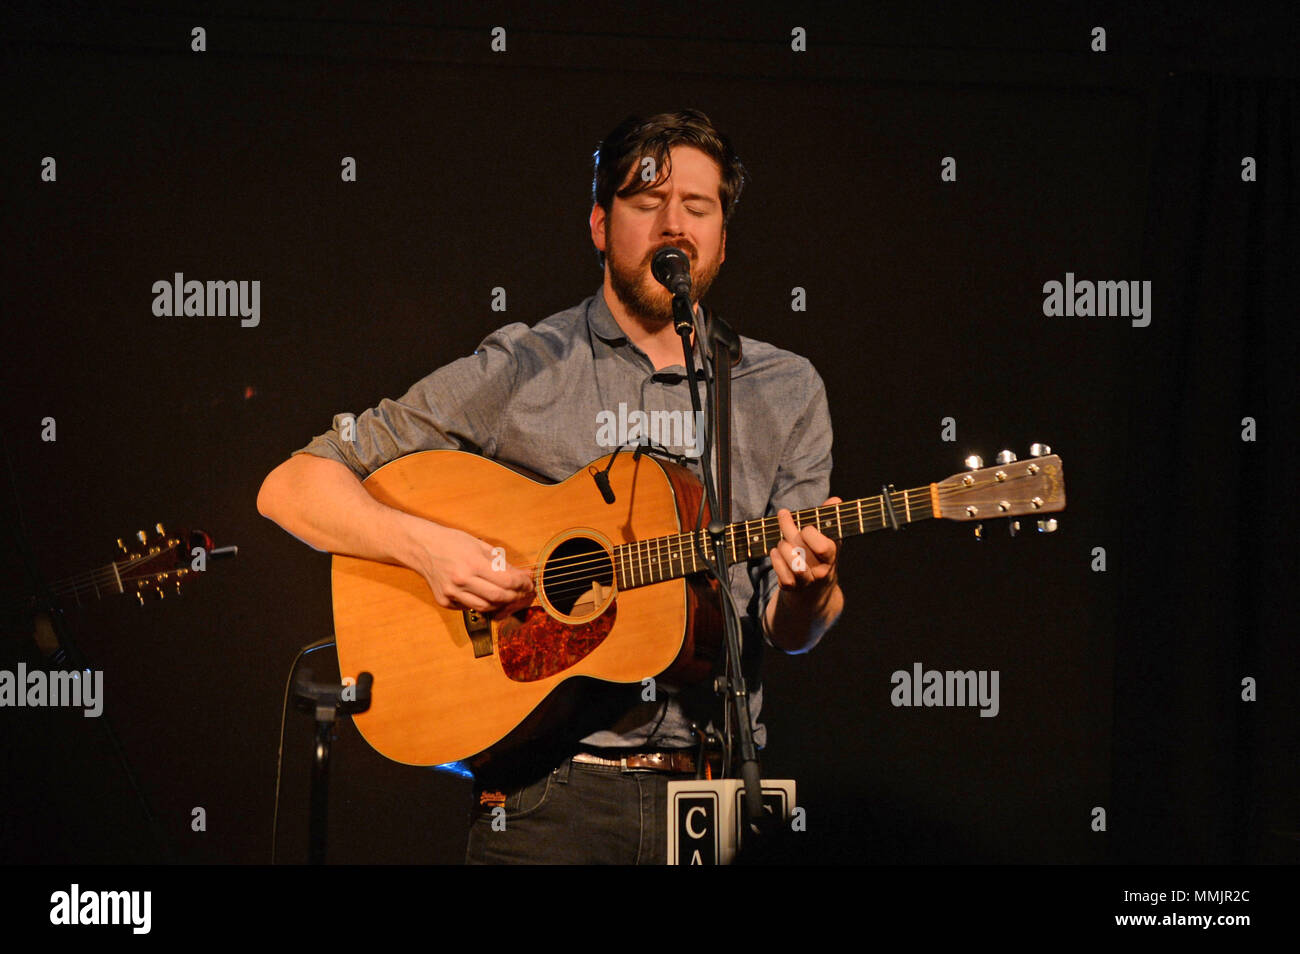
[1, 2, 1295, 866]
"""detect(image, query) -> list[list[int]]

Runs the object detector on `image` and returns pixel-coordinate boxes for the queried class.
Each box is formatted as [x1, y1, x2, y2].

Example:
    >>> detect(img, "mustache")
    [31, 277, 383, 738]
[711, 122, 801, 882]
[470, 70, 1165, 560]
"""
[644, 242, 697, 265]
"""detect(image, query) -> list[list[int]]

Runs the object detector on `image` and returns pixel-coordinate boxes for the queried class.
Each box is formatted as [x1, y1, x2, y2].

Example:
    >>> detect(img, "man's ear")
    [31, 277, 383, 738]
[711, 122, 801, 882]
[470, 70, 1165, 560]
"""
[589, 203, 608, 253]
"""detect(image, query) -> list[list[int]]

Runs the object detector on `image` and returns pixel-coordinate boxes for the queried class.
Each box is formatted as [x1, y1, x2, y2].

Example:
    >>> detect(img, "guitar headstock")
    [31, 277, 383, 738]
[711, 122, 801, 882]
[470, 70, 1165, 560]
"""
[935, 444, 1065, 535]
[115, 523, 212, 602]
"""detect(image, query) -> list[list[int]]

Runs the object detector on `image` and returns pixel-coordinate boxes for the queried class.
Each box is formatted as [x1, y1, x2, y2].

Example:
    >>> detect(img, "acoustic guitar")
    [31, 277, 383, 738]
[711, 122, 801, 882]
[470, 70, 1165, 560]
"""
[331, 446, 1066, 767]
[5, 525, 216, 664]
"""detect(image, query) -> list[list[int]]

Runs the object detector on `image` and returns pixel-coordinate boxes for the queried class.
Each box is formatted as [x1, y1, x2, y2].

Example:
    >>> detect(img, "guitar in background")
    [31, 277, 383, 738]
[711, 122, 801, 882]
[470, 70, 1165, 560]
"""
[3, 525, 234, 665]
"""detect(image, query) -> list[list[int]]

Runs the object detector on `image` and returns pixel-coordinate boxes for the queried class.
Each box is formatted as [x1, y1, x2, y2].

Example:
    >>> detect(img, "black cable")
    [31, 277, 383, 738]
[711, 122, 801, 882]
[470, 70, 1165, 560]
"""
[638, 692, 672, 750]
[270, 635, 336, 864]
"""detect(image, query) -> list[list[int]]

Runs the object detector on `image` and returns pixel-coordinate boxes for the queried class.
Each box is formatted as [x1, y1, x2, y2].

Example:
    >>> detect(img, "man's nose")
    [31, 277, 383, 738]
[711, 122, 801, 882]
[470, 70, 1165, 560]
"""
[658, 200, 687, 235]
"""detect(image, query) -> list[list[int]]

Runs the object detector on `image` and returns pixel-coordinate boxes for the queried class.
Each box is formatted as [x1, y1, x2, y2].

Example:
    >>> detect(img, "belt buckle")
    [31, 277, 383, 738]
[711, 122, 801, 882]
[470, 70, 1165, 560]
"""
[620, 752, 664, 772]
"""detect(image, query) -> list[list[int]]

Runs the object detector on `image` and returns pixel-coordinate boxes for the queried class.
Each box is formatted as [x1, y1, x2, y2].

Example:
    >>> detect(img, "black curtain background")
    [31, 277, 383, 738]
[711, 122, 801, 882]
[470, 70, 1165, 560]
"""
[0, 3, 1296, 869]
[1113, 73, 1298, 863]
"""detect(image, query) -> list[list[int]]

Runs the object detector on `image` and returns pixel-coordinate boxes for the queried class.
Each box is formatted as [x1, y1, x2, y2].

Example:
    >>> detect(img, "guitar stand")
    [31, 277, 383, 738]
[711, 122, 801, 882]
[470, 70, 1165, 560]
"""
[292, 666, 372, 864]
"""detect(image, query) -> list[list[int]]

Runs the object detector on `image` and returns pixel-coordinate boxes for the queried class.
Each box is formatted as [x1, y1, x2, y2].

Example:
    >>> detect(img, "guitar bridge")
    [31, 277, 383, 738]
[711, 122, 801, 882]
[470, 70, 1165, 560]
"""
[463, 609, 494, 658]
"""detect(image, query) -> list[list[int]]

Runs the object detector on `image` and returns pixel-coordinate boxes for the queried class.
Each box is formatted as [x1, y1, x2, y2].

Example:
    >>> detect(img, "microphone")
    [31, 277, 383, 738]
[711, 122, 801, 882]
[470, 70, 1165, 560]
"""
[651, 247, 692, 298]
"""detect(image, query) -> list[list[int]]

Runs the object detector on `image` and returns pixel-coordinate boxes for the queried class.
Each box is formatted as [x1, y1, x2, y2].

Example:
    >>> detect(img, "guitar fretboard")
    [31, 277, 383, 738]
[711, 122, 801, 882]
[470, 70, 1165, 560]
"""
[47, 561, 124, 604]
[613, 485, 934, 590]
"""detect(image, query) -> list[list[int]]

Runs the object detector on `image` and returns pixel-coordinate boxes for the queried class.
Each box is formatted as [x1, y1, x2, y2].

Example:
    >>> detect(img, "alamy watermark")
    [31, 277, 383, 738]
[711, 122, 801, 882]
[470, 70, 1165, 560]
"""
[152, 273, 260, 327]
[891, 662, 999, 717]
[0, 664, 103, 717]
[595, 402, 705, 458]
[1042, 272, 1151, 327]
[50, 884, 150, 934]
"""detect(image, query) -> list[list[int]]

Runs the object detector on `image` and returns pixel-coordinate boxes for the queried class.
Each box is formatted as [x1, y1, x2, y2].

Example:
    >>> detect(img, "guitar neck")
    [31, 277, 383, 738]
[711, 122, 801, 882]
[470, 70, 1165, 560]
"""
[613, 485, 934, 590]
[37, 527, 197, 608]
[46, 561, 126, 605]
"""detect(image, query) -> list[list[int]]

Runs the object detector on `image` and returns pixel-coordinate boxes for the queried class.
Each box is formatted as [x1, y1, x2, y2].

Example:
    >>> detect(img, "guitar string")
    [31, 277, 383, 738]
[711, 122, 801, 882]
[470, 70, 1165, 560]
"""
[505, 476, 1045, 586]
[50, 490, 914, 600]
[52, 560, 154, 595]
[48, 491, 986, 603]
[509, 492, 931, 585]
[49, 548, 182, 599]
[456, 475, 1045, 590]
[521, 476, 1008, 579]
[62, 548, 174, 587]
[51, 475, 1048, 600]
[504, 470, 1055, 606]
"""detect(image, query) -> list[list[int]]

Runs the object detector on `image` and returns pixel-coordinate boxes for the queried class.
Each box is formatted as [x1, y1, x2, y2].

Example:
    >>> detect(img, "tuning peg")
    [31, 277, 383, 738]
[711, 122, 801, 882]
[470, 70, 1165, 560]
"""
[996, 450, 1017, 464]
[1029, 443, 1051, 457]
[117, 537, 129, 554]
[135, 591, 144, 606]
[973, 522, 983, 541]
[155, 522, 166, 536]
[1009, 519, 1020, 537]
[136, 530, 147, 545]
[1036, 518, 1059, 533]
[964, 454, 983, 470]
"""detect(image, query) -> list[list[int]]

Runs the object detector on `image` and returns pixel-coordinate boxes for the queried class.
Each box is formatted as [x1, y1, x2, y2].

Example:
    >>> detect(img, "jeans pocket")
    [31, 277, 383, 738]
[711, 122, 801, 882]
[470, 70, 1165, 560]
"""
[474, 770, 556, 822]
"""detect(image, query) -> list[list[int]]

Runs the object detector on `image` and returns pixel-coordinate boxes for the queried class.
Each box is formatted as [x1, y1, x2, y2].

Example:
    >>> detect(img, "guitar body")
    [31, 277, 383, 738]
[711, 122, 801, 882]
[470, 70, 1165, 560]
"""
[331, 449, 718, 767]
[329, 444, 1067, 769]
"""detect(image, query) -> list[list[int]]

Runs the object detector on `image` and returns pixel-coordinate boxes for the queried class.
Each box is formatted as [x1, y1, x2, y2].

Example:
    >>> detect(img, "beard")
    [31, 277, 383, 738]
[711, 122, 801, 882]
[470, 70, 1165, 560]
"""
[606, 234, 722, 326]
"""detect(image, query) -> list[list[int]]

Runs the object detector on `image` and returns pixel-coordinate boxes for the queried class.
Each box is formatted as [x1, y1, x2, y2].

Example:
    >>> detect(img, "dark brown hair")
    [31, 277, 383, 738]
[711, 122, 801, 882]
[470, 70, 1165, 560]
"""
[591, 109, 748, 267]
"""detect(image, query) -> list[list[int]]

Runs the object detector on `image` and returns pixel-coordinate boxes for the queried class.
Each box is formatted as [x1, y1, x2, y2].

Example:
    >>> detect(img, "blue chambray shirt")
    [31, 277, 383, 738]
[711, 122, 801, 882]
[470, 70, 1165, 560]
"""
[293, 287, 833, 749]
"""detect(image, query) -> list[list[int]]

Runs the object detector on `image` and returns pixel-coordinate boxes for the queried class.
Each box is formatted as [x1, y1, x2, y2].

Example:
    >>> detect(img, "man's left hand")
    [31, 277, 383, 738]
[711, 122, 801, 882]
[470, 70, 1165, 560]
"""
[764, 497, 845, 652]
[770, 496, 841, 603]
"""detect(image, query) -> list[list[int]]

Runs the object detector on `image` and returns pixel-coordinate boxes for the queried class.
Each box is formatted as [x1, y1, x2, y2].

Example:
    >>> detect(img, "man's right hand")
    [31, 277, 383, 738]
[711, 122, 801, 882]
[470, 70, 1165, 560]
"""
[258, 454, 536, 620]
[406, 521, 535, 620]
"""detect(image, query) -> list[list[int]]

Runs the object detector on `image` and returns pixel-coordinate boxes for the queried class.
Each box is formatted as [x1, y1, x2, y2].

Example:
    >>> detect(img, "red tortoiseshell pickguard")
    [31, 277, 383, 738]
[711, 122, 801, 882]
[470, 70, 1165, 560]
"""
[496, 604, 618, 682]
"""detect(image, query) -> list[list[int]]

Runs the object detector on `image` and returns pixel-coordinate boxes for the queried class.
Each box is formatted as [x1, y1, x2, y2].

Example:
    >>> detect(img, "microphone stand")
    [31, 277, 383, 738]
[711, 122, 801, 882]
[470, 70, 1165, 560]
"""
[670, 291, 768, 839]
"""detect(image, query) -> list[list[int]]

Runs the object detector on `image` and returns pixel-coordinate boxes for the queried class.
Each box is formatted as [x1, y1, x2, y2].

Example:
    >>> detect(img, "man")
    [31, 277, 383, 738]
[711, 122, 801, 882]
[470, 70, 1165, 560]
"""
[257, 109, 844, 863]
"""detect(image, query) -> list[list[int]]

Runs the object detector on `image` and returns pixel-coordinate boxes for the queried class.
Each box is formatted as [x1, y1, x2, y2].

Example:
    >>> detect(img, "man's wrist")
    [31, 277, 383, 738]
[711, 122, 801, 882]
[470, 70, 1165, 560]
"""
[765, 578, 843, 652]
[387, 508, 438, 570]
[779, 572, 840, 616]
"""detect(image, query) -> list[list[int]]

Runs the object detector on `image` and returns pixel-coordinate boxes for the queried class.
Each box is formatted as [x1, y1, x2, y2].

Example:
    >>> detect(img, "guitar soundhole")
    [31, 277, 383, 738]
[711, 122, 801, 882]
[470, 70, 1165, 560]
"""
[496, 534, 618, 683]
[540, 536, 615, 620]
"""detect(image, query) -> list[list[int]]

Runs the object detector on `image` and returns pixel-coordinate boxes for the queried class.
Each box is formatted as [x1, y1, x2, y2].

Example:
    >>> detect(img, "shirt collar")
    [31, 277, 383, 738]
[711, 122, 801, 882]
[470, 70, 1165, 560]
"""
[585, 285, 708, 349]
[585, 286, 628, 343]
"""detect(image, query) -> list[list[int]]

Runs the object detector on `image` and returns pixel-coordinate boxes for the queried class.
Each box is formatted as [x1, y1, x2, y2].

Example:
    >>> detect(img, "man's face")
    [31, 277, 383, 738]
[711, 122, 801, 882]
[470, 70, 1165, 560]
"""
[590, 144, 727, 324]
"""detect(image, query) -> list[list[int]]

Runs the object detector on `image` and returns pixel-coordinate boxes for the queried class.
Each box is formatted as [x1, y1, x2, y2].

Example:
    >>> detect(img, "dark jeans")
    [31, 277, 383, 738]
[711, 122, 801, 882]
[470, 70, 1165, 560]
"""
[465, 756, 696, 864]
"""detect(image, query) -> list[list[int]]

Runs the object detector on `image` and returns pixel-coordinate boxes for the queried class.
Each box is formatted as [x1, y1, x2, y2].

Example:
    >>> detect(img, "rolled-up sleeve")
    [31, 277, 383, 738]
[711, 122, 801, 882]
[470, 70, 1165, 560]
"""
[756, 362, 834, 651]
[292, 323, 529, 478]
